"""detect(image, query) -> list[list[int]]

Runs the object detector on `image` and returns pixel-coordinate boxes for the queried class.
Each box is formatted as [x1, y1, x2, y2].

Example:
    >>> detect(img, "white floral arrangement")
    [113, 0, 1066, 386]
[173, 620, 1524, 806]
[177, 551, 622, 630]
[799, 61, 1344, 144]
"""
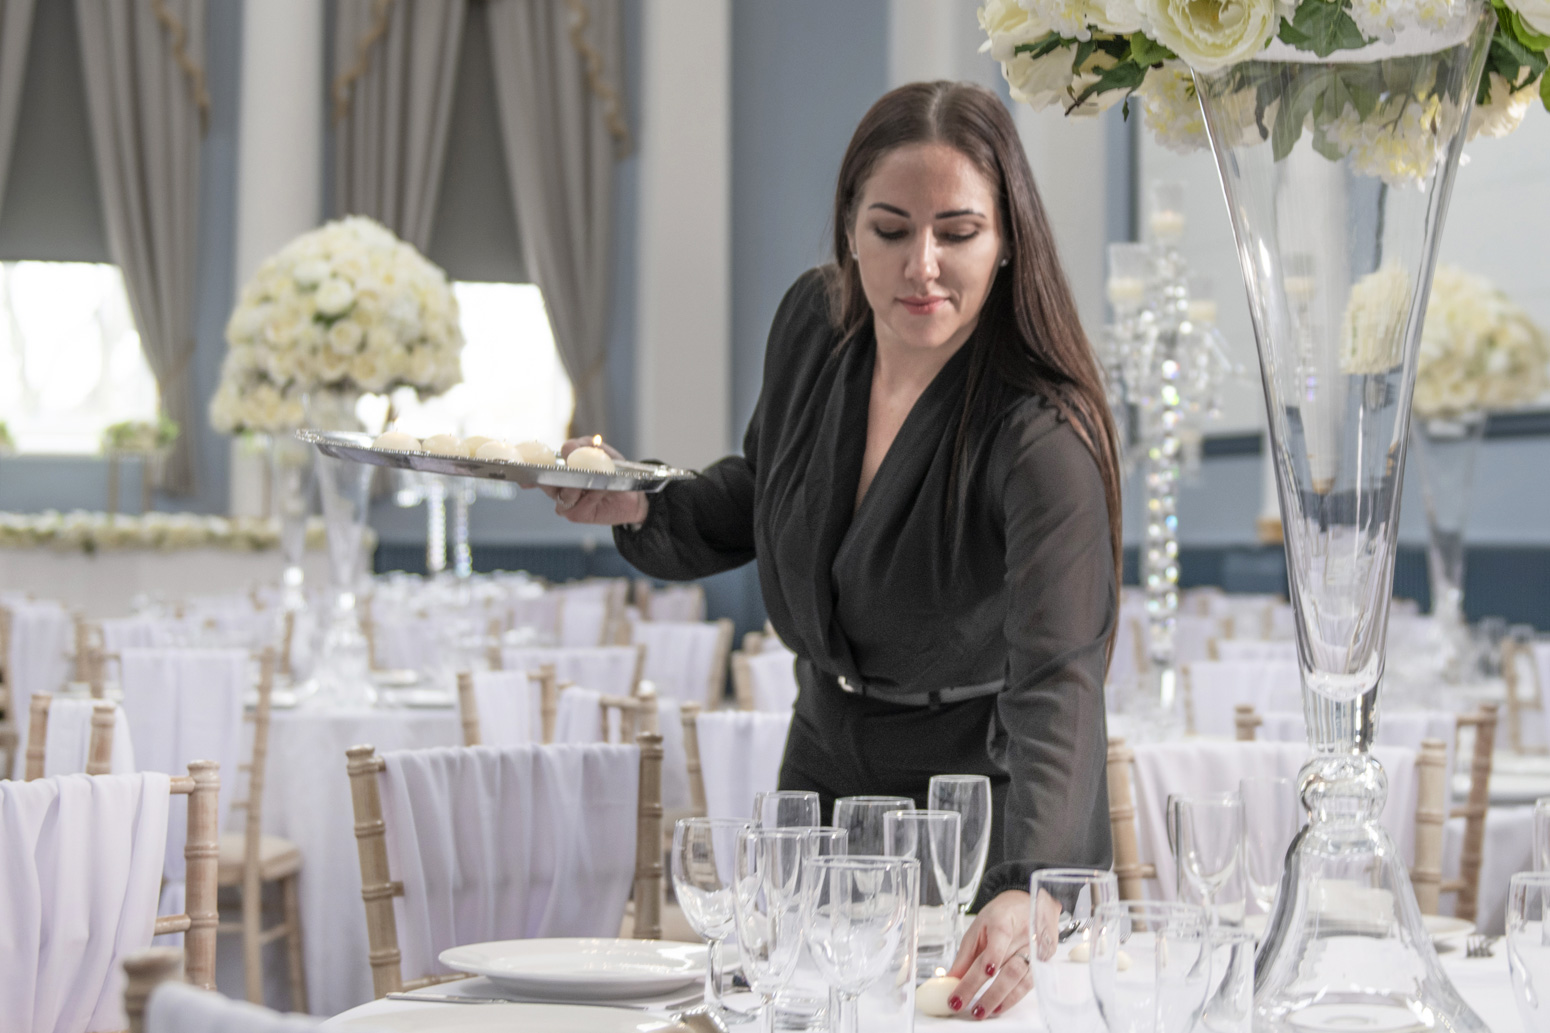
[1415, 265, 1550, 416]
[210, 216, 464, 434]
[980, 0, 1549, 177]
[0, 510, 374, 554]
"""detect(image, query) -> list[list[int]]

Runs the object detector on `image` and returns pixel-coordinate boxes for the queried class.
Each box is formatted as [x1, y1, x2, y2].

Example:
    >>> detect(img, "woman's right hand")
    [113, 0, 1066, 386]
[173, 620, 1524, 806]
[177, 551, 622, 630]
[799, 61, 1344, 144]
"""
[536, 437, 648, 526]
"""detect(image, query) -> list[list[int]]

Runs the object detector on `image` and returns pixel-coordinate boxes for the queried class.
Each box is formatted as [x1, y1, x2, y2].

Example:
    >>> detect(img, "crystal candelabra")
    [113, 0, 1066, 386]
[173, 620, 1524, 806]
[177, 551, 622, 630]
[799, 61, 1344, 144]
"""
[1102, 183, 1239, 726]
[394, 467, 514, 580]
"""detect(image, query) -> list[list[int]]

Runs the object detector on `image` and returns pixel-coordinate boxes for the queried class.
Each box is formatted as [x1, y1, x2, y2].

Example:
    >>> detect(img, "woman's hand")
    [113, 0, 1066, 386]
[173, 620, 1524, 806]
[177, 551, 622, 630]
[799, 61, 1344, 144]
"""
[537, 438, 648, 526]
[944, 889, 1055, 1019]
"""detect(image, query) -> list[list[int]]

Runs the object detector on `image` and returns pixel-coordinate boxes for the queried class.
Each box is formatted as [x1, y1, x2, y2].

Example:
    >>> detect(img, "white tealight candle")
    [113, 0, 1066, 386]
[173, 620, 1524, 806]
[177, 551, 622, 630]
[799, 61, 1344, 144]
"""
[515, 440, 559, 466]
[566, 446, 616, 474]
[461, 435, 498, 455]
[372, 431, 420, 452]
[916, 971, 960, 1017]
[421, 433, 470, 457]
[473, 440, 521, 462]
[1150, 209, 1185, 240]
[1187, 299, 1219, 325]
[1285, 275, 1317, 303]
[1107, 276, 1146, 307]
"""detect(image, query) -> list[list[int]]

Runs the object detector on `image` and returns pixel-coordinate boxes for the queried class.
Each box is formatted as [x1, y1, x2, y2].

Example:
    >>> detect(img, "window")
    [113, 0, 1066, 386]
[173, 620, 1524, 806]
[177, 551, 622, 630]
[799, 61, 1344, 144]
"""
[355, 281, 575, 447]
[0, 261, 160, 453]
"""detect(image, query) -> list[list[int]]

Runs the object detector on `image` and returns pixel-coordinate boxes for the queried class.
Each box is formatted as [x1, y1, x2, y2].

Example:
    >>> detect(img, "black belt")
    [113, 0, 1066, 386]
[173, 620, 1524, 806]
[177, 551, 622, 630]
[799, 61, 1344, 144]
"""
[833, 673, 1005, 709]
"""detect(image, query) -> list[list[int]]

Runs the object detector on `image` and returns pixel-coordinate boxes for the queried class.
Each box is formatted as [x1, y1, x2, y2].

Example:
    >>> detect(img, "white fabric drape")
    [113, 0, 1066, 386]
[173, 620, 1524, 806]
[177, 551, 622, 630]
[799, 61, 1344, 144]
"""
[6, 600, 73, 777]
[696, 711, 793, 822]
[42, 698, 136, 777]
[379, 742, 639, 981]
[485, 0, 624, 437]
[468, 669, 541, 746]
[745, 648, 800, 712]
[0, 772, 171, 1033]
[631, 621, 725, 706]
[146, 981, 326, 1033]
[0, 0, 35, 209]
[331, 0, 463, 250]
[501, 645, 641, 698]
[73, 0, 206, 493]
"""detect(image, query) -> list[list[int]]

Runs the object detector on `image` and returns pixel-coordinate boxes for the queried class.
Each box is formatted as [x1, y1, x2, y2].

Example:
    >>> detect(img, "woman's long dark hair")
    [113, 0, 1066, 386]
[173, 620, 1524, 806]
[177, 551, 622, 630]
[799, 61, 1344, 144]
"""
[828, 81, 1123, 657]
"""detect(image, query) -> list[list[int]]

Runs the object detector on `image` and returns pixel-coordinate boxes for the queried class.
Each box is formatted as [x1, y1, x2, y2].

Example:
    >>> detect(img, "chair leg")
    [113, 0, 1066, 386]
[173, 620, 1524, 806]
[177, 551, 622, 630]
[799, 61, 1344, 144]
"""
[242, 876, 264, 1003]
[280, 873, 309, 1014]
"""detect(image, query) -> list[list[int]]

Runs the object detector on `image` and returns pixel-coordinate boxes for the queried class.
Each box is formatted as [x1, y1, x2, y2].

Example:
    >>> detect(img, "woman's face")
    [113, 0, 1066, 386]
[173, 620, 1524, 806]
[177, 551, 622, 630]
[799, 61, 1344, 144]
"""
[849, 142, 1004, 360]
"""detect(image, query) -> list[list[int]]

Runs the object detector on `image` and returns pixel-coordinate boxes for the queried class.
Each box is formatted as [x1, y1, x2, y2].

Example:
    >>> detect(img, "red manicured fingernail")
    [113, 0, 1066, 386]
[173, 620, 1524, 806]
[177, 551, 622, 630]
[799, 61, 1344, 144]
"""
[948, 996, 963, 1012]
[985, 963, 997, 976]
[972, 1004, 986, 1019]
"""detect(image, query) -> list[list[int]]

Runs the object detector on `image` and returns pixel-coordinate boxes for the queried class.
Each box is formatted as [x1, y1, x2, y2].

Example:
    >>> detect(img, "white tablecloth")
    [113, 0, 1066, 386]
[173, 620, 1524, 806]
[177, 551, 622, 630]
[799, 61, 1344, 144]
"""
[320, 953, 1521, 1030]
[260, 706, 461, 1016]
[0, 548, 329, 618]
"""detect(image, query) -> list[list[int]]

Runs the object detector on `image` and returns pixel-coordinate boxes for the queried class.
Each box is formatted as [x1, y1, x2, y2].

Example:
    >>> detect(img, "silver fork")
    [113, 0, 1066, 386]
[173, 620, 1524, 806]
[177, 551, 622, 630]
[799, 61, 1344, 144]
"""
[1465, 935, 1498, 959]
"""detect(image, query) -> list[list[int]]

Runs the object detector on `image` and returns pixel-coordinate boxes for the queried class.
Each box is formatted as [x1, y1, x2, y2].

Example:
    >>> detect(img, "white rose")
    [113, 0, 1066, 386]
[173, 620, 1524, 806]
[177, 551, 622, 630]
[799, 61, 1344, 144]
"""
[351, 351, 393, 393]
[1138, 63, 1210, 153]
[1137, 0, 1278, 72]
[1504, 0, 1550, 35]
[1469, 73, 1539, 140]
[317, 347, 351, 384]
[328, 319, 365, 355]
[1003, 44, 1082, 110]
[293, 259, 330, 289]
[316, 278, 356, 318]
[407, 347, 438, 386]
[979, 0, 1051, 60]
[1028, 0, 1145, 39]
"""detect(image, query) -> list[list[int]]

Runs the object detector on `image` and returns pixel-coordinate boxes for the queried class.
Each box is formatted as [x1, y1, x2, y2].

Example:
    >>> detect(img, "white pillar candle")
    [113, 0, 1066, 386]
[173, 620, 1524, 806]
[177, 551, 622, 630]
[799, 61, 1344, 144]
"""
[1107, 277, 1146, 307]
[1187, 299, 1219, 325]
[1150, 209, 1185, 241]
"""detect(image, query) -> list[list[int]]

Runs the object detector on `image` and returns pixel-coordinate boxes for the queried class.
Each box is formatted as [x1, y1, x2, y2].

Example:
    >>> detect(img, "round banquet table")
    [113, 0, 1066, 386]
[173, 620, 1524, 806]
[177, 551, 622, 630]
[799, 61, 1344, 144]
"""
[260, 704, 462, 1016]
[320, 953, 1520, 1030]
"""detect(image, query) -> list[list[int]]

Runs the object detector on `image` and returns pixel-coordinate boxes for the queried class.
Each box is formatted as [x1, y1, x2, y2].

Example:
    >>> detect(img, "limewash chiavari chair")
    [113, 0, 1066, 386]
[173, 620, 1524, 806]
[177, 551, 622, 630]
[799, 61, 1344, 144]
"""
[214, 649, 308, 1009]
[630, 619, 734, 708]
[456, 664, 560, 746]
[124, 948, 328, 1033]
[22, 692, 120, 779]
[163, 760, 224, 990]
[679, 701, 706, 817]
[345, 732, 667, 998]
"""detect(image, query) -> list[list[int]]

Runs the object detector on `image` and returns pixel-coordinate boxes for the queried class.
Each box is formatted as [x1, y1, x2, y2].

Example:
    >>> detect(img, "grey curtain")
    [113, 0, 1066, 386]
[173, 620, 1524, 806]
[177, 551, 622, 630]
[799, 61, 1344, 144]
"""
[486, 0, 625, 439]
[0, 0, 36, 212]
[74, 0, 206, 494]
[332, 0, 464, 251]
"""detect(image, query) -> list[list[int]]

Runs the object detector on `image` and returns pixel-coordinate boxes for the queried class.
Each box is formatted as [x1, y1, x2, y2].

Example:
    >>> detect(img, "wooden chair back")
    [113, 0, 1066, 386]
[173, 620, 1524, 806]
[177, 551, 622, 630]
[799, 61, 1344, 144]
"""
[680, 701, 706, 816]
[1105, 738, 1156, 900]
[159, 759, 222, 989]
[233, 649, 277, 995]
[459, 664, 560, 746]
[346, 732, 665, 998]
[456, 671, 482, 746]
[123, 947, 184, 1033]
[1442, 703, 1498, 922]
[601, 688, 659, 744]
[22, 692, 118, 779]
[1234, 704, 1263, 741]
[1411, 737, 1450, 913]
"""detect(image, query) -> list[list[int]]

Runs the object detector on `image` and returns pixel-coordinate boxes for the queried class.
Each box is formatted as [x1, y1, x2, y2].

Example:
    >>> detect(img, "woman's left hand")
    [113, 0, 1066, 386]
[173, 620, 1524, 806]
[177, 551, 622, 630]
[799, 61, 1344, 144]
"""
[944, 889, 1052, 1020]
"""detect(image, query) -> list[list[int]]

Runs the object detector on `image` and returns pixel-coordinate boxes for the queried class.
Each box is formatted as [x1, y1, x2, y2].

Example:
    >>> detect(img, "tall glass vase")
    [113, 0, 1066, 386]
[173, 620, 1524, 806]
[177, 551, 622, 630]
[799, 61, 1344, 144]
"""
[1413, 413, 1487, 672]
[268, 434, 314, 613]
[300, 391, 376, 708]
[1193, 6, 1493, 1030]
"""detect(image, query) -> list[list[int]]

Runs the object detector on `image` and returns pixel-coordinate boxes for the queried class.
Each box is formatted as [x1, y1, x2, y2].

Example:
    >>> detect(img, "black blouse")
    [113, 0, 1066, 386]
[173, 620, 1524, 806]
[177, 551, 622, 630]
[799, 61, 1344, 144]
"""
[616, 268, 1114, 897]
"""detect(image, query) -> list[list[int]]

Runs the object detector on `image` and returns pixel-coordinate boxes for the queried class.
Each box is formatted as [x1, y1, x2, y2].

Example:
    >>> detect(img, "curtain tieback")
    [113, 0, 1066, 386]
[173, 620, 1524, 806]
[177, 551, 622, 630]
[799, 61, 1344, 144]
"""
[563, 0, 631, 153]
[150, 0, 212, 134]
[333, 0, 396, 125]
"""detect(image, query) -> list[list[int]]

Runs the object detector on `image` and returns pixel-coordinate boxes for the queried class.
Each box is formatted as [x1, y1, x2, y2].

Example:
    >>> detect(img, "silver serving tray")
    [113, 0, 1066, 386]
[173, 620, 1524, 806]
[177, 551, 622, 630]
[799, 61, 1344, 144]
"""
[295, 430, 696, 493]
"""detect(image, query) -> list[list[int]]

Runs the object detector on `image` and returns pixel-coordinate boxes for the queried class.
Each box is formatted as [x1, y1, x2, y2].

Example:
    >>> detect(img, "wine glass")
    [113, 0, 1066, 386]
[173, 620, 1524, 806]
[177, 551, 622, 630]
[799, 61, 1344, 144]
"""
[777, 827, 848, 1031]
[754, 790, 821, 829]
[1239, 777, 1301, 915]
[734, 826, 808, 1033]
[1029, 868, 1119, 1033]
[1508, 871, 1550, 1032]
[1172, 792, 1244, 924]
[929, 774, 992, 932]
[1090, 900, 1211, 1033]
[803, 856, 914, 1033]
[883, 809, 961, 979]
[832, 795, 914, 855]
[672, 818, 750, 1017]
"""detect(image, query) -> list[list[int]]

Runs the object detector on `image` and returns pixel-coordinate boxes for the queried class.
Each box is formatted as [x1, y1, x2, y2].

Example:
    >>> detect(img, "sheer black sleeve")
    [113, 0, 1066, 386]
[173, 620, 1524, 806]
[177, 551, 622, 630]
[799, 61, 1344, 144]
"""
[973, 401, 1115, 908]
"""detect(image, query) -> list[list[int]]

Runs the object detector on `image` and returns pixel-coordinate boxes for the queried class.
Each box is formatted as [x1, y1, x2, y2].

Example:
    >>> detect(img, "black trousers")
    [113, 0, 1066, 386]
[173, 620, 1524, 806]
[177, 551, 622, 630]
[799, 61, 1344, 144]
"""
[776, 658, 1012, 873]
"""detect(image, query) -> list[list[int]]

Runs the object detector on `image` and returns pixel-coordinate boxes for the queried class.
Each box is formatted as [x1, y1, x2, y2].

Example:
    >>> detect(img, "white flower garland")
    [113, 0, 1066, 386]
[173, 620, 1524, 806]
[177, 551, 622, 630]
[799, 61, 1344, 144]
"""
[0, 511, 376, 554]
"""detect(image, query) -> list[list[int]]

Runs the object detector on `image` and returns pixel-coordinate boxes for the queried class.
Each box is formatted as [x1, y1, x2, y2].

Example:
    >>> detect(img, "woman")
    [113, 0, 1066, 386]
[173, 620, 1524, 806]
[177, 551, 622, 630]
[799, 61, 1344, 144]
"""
[544, 81, 1121, 1020]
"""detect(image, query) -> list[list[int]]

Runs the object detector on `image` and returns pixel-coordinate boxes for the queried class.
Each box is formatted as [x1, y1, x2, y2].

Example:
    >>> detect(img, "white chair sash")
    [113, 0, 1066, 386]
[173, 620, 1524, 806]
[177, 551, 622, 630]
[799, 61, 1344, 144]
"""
[745, 648, 799, 712]
[378, 742, 640, 980]
[0, 772, 171, 1033]
[7, 601, 74, 774]
[631, 621, 724, 705]
[469, 669, 542, 747]
[501, 645, 640, 699]
[42, 698, 136, 777]
[696, 711, 793, 821]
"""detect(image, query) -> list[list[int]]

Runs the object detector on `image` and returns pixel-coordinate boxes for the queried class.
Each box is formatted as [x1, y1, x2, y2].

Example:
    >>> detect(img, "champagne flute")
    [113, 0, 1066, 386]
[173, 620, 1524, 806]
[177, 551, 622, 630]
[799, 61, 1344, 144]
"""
[1507, 871, 1550, 1032]
[672, 818, 750, 1017]
[833, 795, 914, 855]
[929, 774, 992, 933]
[734, 827, 808, 1033]
[803, 856, 913, 1033]
[754, 790, 821, 828]
[883, 809, 961, 979]
[1029, 868, 1119, 1033]
[1239, 777, 1300, 915]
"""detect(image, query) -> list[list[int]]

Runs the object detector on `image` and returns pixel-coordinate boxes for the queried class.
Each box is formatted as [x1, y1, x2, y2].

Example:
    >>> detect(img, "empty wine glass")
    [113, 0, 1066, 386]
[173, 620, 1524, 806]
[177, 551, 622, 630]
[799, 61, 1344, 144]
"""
[1090, 900, 1212, 1033]
[803, 855, 914, 1033]
[1239, 777, 1301, 915]
[1173, 792, 1244, 924]
[734, 826, 808, 1033]
[673, 818, 750, 1017]
[755, 790, 821, 829]
[883, 809, 961, 978]
[929, 774, 992, 933]
[1508, 871, 1550, 1031]
[832, 795, 914, 856]
[1029, 868, 1119, 1033]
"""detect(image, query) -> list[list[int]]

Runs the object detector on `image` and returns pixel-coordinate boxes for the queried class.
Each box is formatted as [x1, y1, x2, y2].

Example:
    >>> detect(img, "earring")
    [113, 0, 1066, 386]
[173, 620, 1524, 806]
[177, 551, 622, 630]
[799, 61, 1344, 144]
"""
[851, 250, 859, 260]
[1000, 257, 1009, 267]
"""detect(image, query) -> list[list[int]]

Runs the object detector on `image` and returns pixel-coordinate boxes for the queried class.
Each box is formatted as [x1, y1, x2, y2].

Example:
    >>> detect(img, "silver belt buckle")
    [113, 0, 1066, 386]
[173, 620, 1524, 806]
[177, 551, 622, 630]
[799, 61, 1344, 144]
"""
[837, 675, 861, 695]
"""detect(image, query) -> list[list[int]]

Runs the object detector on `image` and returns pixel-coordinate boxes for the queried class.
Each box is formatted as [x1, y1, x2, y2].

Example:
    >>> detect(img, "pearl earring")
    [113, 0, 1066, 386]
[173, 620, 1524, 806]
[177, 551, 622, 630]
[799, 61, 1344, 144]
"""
[851, 250, 859, 260]
[1000, 257, 1009, 267]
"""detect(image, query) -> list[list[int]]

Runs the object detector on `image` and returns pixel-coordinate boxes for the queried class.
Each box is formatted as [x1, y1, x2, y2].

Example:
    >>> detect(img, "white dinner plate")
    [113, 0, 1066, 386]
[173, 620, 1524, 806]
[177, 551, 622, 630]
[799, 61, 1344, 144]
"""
[382, 687, 455, 709]
[438, 938, 707, 1000]
[329, 1001, 681, 1032]
[371, 668, 422, 689]
[1243, 913, 1474, 943]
